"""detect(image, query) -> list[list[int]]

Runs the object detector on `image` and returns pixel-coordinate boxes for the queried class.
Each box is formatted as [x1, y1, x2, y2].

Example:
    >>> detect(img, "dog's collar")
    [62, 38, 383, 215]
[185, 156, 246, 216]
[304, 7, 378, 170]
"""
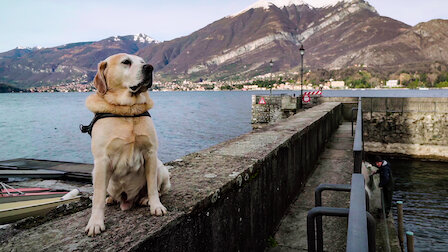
[80, 111, 151, 137]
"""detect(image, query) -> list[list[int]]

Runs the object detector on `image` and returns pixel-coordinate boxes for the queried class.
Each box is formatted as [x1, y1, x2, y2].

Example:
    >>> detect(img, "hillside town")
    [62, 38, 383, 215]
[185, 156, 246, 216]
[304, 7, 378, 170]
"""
[28, 78, 399, 93]
[28, 68, 420, 93]
[25, 64, 448, 93]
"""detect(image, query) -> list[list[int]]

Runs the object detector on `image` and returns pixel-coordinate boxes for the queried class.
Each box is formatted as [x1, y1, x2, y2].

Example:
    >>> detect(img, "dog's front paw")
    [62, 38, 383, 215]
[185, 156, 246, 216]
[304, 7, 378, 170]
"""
[85, 216, 105, 237]
[150, 202, 167, 216]
[140, 196, 167, 216]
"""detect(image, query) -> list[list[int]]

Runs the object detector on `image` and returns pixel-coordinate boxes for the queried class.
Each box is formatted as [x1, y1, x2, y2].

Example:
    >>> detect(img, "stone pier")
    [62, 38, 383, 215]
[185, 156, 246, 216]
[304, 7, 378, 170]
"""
[251, 94, 321, 126]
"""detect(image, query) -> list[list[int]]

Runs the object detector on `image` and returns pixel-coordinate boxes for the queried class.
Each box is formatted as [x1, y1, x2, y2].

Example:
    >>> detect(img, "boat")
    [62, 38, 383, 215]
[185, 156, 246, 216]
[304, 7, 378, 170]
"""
[0, 183, 80, 224]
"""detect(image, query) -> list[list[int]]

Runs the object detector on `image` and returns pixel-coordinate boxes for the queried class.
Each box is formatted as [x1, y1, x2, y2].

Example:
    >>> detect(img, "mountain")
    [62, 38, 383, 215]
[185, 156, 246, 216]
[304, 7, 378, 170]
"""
[331, 19, 448, 71]
[0, 34, 157, 88]
[137, 0, 413, 80]
[0, 0, 447, 87]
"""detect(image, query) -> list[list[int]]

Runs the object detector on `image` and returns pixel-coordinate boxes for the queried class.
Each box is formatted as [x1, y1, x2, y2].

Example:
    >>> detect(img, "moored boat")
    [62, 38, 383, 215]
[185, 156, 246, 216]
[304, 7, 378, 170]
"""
[0, 183, 80, 224]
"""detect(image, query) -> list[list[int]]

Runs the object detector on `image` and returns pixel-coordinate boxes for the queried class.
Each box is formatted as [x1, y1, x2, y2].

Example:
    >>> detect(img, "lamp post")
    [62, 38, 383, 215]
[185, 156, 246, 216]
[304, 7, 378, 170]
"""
[269, 59, 273, 95]
[299, 44, 305, 108]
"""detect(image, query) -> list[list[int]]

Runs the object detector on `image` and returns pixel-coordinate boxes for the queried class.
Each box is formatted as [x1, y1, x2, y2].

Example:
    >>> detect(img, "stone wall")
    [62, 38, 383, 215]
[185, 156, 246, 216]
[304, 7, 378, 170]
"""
[364, 112, 448, 145]
[319, 97, 448, 160]
[252, 94, 320, 125]
[0, 103, 343, 251]
[251, 95, 285, 124]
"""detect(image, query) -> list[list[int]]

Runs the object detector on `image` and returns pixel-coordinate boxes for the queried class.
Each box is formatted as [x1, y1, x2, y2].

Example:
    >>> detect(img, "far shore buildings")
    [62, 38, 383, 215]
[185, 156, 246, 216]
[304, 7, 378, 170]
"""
[325, 79, 345, 89]
[386, 80, 399, 88]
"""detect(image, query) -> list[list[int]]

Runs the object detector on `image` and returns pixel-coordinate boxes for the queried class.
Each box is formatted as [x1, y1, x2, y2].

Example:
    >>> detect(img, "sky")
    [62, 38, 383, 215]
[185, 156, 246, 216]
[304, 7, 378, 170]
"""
[0, 0, 447, 52]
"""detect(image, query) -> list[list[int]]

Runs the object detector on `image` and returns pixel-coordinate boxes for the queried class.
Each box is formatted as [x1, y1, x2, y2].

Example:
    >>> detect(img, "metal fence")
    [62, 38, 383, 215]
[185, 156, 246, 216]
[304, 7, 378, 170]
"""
[353, 98, 363, 173]
[307, 98, 374, 252]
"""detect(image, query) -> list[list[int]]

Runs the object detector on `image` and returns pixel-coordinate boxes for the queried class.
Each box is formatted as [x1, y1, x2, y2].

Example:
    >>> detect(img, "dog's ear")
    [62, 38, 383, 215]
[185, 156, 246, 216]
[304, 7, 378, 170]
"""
[94, 61, 107, 95]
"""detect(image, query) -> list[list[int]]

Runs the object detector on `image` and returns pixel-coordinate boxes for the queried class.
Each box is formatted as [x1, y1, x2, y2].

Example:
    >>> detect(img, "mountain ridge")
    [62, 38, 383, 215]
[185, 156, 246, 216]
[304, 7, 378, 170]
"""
[0, 1, 447, 88]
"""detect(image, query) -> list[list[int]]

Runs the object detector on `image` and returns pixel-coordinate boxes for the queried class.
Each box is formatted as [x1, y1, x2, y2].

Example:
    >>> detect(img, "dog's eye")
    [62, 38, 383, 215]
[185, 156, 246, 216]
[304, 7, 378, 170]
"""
[122, 59, 132, 66]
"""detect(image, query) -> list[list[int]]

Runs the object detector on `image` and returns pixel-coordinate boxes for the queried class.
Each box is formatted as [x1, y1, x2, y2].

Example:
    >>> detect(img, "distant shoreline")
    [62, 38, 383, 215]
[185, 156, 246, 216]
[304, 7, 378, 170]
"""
[0, 83, 29, 93]
[1, 87, 448, 96]
[11, 87, 448, 93]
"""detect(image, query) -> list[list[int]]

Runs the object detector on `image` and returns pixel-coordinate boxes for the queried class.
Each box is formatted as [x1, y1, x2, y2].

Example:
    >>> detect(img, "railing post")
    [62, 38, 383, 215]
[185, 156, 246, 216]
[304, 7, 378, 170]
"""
[406, 231, 415, 252]
[307, 207, 350, 252]
[397, 201, 405, 248]
[366, 212, 376, 252]
[351, 107, 357, 136]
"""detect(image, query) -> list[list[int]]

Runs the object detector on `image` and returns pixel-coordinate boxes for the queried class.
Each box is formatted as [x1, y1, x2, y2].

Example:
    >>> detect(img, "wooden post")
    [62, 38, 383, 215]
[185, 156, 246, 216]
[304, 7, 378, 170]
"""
[406, 231, 414, 252]
[397, 201, 404, 249]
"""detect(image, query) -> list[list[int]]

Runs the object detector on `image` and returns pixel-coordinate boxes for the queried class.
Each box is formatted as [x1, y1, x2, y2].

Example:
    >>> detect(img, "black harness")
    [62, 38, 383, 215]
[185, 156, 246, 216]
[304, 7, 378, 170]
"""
[79, 111, 151, 136]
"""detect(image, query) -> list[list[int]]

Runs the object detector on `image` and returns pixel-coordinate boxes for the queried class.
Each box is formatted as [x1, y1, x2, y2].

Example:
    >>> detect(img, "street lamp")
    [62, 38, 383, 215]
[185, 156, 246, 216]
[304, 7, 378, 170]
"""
[299, 44, 305, 108]
[269, 59, 273, 95]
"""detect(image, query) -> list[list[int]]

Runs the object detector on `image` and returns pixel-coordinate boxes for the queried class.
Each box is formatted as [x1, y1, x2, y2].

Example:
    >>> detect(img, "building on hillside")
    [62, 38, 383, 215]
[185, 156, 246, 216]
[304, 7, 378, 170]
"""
[328, 80, 345, 89]
[386, 80, 399, 88]
[243, 84, 260, 91]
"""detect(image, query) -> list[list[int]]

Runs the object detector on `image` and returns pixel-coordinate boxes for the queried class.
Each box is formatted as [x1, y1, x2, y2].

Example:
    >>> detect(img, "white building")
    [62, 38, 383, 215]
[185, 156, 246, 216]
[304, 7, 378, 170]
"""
[386, 80, 399, 88]
[330, 80, 345, 89]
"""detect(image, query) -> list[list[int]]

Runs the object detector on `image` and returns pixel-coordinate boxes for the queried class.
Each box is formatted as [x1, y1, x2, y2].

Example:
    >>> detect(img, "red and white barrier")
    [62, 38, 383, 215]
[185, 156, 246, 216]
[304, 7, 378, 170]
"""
[303, 90, 322, 96]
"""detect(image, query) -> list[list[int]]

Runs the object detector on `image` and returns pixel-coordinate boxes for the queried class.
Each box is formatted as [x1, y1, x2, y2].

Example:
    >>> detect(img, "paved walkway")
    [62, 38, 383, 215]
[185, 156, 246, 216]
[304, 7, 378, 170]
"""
[267, 122, 354, 251]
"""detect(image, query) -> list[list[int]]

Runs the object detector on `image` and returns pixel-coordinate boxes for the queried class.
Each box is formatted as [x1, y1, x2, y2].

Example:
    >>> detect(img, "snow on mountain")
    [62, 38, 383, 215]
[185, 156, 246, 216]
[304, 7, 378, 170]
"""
[302, 0, 355, 8]
[231, 0, 355, 17]
[133, 33, 156, 43]
[15, 46, 44, 50]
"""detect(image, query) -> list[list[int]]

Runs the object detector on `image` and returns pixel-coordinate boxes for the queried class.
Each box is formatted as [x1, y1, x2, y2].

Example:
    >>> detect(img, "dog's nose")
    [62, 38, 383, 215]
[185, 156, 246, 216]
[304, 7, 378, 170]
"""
[143, 64, 153, 73]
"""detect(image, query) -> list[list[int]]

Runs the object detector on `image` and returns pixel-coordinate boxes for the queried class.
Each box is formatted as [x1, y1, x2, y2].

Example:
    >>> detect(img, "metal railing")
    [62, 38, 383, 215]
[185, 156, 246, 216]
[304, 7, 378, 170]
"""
[348, 99, 370, 251]
[314, 184, 351, 252]
[346, 174, 370, 252]
[353, 98, 363, 173]
[307, 98, 374, 252]
[306, 175, 375, 252]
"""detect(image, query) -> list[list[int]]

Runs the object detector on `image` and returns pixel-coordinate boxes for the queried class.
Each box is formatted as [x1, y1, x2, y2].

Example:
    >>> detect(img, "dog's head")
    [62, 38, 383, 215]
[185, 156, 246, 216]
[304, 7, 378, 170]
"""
[94, 53, 153, 96]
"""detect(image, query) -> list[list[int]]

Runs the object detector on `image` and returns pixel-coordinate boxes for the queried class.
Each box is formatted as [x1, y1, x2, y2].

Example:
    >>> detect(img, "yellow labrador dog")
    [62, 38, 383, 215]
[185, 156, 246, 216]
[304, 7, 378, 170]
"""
[83, 53, 170, 237]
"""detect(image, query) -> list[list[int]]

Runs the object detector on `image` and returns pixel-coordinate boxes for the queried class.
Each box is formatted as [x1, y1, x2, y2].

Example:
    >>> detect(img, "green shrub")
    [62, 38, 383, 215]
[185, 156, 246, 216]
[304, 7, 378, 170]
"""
[436, 81, 448, 88]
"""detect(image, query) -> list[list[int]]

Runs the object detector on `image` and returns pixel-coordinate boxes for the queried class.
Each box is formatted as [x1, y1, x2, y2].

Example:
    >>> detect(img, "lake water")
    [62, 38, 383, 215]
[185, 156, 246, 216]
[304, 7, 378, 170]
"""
[1, 89, 448, 163]
[0, 89, 447, 250]
[392, 159, 448, 252]
[0, 91, 255, 163]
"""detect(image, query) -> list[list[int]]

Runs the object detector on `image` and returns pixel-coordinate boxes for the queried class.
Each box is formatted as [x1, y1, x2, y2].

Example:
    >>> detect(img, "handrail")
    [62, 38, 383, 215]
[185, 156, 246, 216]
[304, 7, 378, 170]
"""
[313, 184, 372, 252]
[307, 178, 375, 252]
[346, 174, 369, 252]
[314, 184, 351, 252]
[307, 207, 350, 252]
[353, 98, 363, 173]
[306, 98, 374, 252]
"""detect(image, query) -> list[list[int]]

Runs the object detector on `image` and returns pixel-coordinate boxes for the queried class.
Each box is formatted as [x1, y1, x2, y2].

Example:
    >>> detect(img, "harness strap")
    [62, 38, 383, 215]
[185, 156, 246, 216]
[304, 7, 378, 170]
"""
[80, 111, 151, 136]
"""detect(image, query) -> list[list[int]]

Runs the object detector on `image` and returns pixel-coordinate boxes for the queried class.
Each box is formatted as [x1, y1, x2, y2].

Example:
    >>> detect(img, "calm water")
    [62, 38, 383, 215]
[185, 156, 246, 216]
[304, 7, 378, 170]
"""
[391, 159, 448, 252]
[0, 89, 447, 249]
[0, 91, 255, 163]
[1, 89, 447, 163]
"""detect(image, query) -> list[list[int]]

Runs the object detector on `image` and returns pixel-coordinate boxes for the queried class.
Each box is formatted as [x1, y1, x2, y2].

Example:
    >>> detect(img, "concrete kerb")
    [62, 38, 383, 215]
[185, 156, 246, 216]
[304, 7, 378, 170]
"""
[0, 102, 342, 252]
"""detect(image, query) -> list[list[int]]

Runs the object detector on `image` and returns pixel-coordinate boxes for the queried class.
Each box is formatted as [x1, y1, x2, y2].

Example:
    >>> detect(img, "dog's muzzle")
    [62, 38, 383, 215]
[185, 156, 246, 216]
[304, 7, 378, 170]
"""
[130, 64, 153, 93]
